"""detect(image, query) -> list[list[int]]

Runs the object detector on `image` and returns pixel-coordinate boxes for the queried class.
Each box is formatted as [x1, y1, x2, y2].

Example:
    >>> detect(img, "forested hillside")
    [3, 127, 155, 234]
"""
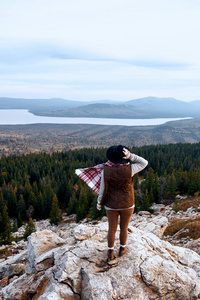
[1, 119, 200, 157]
[1, 143, 200, 244]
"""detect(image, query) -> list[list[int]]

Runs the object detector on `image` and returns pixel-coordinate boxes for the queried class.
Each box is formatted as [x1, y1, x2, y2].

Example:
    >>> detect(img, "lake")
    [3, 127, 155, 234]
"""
[0, 109, 192, 126]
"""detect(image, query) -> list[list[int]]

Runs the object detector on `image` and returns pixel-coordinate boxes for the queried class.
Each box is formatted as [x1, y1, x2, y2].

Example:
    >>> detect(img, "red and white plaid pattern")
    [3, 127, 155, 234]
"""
[75, 161, 123, 194]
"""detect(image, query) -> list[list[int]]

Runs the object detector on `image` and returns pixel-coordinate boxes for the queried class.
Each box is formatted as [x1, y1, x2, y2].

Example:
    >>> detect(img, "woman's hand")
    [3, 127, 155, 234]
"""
[123, 148, 131, 159]
[97, 204, 102, 211]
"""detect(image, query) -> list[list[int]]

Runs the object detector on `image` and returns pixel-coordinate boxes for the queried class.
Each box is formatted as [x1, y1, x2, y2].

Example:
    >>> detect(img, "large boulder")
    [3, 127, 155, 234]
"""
[25, 229, 65, 274]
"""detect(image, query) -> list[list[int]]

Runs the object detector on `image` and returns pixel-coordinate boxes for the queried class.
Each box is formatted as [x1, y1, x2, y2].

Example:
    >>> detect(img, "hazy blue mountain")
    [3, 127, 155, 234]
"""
[126, 97, 190, 110]
[88, 100, 124, 105]
[125, 97, 200, 117]
[0, 97, 87, 109]
[0, 97, 124, 111]
[0, 96, 200, 118]
[189, 100, 200, 109]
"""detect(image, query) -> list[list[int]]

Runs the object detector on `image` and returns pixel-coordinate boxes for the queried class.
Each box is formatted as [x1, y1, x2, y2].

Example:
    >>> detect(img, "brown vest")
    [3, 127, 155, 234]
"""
[100, 164, 134, 209]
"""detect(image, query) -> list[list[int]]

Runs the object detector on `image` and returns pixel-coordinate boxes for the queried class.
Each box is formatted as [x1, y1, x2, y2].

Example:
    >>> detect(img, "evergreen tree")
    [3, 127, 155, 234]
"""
[90, 197, 106, 220]
[68, 191, 78, 215]
[152, 173, 160, 203]
[6, 186, 17, 218]
[23, 217, 36, 240]
[149, 187, 154, 205]
[57, 178, 67, 204]
[24, 179, 32, 203]
[165, 173, 177, 199]
[173, 197, 179, 213]
[175, 170, 187, 194]
[76, 188, 89, 222]
[34, 191, 44, 219]
[141, 189, 151, 211]
[17, 194, 26, 220]
[187, 169, 200, 195]
[0, 188, 4, 212]
[17, 212, 23, 228]
[0, 204, 11, 242]
[28, 190, 37, 208]
[32, 181, 39, 197]
[0, 212, 2, 230]
[145, 168, 155, 192]
[65, 181, 73, 208]
[50, 194, 62, 225]
[0, 173, 4, 186]
[43, 183, 54, 218]
[0, 188, 11, 242]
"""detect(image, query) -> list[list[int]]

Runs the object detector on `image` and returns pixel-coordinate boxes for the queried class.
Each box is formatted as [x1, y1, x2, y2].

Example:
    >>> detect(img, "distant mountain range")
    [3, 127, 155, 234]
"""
[0, 96, 200, 119]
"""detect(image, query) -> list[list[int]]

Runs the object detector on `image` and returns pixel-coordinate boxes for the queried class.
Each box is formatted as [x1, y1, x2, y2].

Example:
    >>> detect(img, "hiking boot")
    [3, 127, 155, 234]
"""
[107, 249, 114, 261]
[119, 246, 126, 257]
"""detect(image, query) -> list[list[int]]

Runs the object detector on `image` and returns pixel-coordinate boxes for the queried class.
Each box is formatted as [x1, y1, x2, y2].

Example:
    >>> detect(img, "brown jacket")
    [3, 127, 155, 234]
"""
[100, 165, 134, 209]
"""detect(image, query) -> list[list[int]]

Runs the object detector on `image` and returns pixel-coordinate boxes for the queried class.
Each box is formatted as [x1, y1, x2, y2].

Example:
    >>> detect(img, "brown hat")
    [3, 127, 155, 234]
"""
[106, 145, 130, 164]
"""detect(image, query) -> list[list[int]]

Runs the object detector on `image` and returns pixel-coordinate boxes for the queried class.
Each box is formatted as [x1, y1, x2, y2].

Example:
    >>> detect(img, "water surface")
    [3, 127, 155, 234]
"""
[0, 109, 192, 126]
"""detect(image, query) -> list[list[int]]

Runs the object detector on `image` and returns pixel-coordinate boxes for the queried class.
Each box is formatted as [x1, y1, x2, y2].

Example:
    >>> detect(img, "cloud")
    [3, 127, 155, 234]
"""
[0, 40, 190, 71]
[52, 51, 190, 70]
[0, 0, 200, 100]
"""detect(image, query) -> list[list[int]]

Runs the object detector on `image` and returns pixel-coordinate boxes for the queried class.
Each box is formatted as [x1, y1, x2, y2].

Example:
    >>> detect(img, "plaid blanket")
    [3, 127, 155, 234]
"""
[75, 161, 123, 194]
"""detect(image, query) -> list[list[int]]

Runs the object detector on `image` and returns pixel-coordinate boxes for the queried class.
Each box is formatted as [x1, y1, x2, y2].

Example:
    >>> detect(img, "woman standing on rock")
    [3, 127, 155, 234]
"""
[75, 145, 148, 261]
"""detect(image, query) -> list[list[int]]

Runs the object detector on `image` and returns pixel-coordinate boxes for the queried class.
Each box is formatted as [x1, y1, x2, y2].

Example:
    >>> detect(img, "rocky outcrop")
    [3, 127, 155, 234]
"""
[152, 203, 200, 250]
[0, 247, 27, 290]
[1, 214, 200, 299]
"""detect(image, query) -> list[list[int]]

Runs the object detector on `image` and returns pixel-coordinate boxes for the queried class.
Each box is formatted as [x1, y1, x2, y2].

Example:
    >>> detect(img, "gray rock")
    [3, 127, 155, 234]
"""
[129, 215, 168, 238]
[73, 224, 96, 240]
[0, 249, 27, 280]
[1, 215, 200, 299]
[185, 238, 200, 255]
[26, 230, 65, 274]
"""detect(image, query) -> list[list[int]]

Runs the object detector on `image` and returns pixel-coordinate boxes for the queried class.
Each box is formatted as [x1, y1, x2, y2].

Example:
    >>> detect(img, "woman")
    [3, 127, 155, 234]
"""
[75, 145, 148, 260]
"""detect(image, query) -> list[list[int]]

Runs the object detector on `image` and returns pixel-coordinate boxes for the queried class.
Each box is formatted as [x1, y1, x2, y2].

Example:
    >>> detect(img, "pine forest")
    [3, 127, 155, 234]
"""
[1, 143, 200, 244]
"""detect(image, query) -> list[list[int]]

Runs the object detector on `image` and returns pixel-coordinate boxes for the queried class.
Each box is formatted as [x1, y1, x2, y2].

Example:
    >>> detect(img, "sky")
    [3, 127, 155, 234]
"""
[0, 0, 200, 102]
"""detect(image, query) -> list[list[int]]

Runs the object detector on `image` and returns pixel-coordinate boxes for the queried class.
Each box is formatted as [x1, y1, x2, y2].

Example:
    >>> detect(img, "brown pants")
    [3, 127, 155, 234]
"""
[106, 207, 134, 248]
